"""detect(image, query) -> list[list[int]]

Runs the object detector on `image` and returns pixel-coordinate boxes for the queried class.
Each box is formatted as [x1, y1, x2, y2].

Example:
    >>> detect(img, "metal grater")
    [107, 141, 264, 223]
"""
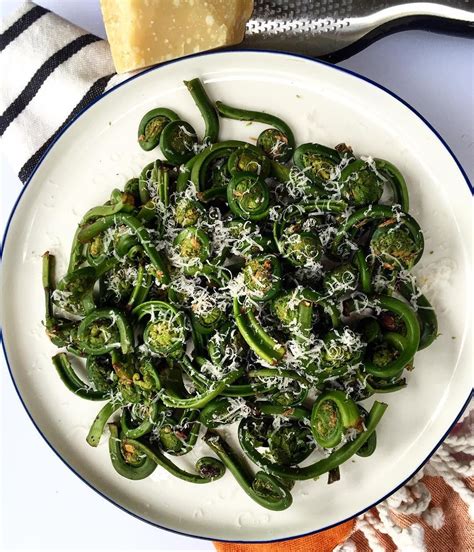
[242, 0, 474, 60]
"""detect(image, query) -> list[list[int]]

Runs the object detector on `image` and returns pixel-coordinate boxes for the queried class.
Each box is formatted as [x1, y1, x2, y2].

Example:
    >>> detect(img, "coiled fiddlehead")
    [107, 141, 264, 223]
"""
[316, 327, 366, 380]
[174, 198, 205, 227]
[293, 143, 341, 190]
[370, 221, 423, 271]
[160, 120, 198, 165]
[133, 301, 187, 357]
[340, 159, 384, 206]
[156, 410, 201, 455]
[173, 227, 211, 275]
[397, 281, 438, 350]
[274, 215, 322, 268]
[227, 172, 270, 221]
[44, 77, 436, 511]
[137, 108, 179, 151]
[364, 295, 421, 379]
[205, 430, 293, 511]
[54, 267, 97, 316]
[311, 390, 362, 448]
[332, 205, 424, 269]
[228, 146, 271, 178]
[239, 412, 314, 466]
[190, 140, 245, 192]
[77, 308, 134, 355]
[242, 254, 282, 302]
[374, 158, 410, 212]
[108, 423, 157, 479]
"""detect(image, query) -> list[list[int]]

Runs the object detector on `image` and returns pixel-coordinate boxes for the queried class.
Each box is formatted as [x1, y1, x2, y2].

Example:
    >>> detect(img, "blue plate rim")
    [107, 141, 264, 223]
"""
[0, 48, 472, 544]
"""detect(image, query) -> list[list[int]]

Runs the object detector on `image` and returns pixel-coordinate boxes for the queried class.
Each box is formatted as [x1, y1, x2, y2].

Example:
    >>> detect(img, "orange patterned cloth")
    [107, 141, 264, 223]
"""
[214, 477, 473, 551]
[214, 520, 355, 552]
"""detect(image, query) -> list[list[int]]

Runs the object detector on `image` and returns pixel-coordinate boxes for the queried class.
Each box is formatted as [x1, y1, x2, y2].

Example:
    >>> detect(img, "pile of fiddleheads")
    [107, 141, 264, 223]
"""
[43, 77, 437, 511]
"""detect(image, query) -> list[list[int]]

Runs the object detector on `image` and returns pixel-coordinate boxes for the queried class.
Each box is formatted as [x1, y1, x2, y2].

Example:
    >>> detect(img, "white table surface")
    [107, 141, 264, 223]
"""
[0, 2, 473, 551]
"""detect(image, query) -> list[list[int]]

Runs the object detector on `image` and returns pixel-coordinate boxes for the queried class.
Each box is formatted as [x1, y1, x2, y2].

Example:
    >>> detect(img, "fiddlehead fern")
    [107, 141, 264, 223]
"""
[43, 77, 436, 510]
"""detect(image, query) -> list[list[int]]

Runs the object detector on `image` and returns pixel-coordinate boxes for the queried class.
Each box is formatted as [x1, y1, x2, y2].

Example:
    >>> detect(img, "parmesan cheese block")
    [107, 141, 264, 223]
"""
[100, 0, 254, 74]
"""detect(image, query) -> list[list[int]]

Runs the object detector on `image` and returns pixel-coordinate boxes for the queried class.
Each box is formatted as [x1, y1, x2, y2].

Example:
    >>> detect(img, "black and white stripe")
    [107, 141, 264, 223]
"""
[0, 2, 119, 183]
[0, 4, 48, 51]
[0, 33, 102, 136]
[18, 73, 114, 183]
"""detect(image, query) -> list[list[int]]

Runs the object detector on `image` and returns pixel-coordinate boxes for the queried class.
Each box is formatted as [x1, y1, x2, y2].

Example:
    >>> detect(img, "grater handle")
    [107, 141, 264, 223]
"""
[241, 1, 474, 61]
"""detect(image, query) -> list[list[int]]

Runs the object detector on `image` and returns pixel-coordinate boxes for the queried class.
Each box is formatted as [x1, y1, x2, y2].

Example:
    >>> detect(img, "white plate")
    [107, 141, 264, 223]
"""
[1, 51, 472, 542]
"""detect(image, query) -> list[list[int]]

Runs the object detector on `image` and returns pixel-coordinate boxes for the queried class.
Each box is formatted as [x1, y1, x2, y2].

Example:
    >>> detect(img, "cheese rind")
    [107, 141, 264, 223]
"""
[100, 0, 254, 74]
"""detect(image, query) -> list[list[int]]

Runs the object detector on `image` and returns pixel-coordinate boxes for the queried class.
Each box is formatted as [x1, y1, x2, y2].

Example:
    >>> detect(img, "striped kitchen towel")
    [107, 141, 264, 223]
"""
[0, 1, 121, 184]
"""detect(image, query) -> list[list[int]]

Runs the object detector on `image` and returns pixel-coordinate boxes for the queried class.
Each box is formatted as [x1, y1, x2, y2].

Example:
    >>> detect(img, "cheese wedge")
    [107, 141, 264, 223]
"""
[100, 0, 254, 74]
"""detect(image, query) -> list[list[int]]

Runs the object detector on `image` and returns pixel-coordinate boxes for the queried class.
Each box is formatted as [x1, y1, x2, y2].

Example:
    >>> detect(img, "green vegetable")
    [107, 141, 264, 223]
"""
[43, 77, 436, 511]
[137, 108, 179, 151]
[185, 78, 219, 143]
[160, 120, 198, 165]
[311, 390, 362, 448]
[340, 159, 383, 206]
[293, 143, 341, 190]
[205, 430, 293, 510]
[216, 101, 295, 162]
